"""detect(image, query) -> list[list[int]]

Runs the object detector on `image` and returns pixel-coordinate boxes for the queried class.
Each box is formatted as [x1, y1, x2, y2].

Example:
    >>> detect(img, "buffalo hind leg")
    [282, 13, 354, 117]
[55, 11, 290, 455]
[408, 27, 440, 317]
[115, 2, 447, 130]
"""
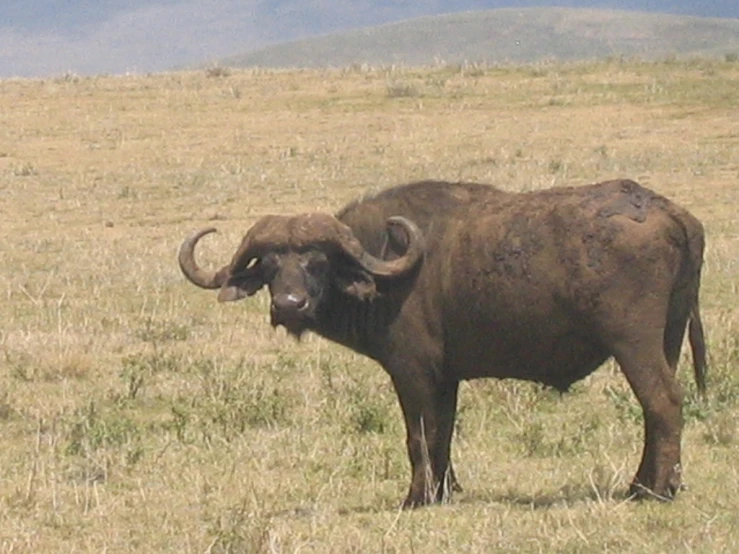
[392, 376, 460, 508]
[615, 342, 684, 500]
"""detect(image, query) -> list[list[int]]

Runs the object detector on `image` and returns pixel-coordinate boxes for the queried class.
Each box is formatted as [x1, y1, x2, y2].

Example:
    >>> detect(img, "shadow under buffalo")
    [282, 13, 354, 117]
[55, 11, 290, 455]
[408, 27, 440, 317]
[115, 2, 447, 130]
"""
[263, 484, 634, 519]
[458, 484, 634, 509]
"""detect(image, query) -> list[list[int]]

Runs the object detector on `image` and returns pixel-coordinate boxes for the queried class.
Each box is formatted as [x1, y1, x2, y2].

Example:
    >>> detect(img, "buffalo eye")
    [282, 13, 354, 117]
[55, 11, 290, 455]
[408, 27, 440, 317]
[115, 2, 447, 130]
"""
[259, 253, 280, 282]
[300, 252, 329, 277]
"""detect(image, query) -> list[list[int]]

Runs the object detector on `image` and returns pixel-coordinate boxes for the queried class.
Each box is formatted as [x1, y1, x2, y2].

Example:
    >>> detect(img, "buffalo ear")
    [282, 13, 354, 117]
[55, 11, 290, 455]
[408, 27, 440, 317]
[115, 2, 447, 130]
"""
[217, 275, 264, 303]
[334, 265, 377, 300]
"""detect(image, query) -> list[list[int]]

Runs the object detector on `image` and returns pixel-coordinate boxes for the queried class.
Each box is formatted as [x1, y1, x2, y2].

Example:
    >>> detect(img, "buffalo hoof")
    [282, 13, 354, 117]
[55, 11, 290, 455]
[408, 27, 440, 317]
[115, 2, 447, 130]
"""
[629, 482, 679, 502]
[402, 497, 425, 510]
[402, 492, 443, 510]
[402, 487, 451, 509]
[448, 469, 464, 493]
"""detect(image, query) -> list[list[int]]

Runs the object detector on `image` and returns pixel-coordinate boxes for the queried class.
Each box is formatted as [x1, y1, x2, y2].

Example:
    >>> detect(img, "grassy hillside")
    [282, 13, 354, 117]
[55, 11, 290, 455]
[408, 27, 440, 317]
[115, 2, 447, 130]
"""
[222, 7, 739, 68]
[1, 58, 738, 552]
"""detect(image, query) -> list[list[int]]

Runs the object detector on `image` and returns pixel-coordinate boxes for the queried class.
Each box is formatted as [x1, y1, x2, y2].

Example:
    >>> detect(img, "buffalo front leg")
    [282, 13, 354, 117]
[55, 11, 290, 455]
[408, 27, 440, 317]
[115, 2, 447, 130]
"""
[615, 344, 684, 500]
[437, 382, 463, 493]
[392, 375, 460, 508]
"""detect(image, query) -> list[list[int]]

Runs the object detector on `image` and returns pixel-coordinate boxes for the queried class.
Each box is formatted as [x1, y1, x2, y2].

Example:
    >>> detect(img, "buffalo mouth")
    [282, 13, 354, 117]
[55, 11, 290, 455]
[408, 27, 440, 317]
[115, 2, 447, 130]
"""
[270, 306, 313, 338]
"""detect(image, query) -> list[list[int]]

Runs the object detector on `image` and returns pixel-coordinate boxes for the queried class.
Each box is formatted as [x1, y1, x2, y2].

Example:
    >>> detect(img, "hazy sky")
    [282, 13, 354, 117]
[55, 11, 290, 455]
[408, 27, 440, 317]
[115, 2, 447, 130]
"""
[1, 0, 737, 78]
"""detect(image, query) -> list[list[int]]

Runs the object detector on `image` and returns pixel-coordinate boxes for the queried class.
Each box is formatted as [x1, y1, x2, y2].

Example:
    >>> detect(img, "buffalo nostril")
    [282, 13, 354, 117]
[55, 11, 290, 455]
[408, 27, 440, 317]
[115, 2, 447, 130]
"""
[272, 293, 308, 313]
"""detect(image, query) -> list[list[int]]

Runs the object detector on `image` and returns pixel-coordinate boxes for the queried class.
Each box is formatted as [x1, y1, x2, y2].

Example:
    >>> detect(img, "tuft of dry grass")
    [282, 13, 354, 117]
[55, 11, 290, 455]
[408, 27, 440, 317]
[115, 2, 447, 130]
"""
[1, 59, 738, 553]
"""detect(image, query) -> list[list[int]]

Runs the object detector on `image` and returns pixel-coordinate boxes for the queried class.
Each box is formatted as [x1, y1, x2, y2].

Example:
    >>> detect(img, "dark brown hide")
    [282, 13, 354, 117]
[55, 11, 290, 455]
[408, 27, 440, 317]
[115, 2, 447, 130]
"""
[179, 179, 707, 508]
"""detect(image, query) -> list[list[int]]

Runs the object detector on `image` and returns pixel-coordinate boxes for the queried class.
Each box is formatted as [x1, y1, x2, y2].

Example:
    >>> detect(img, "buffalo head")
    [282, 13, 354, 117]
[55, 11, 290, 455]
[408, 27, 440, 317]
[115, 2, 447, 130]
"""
[178, 213, 424, 337]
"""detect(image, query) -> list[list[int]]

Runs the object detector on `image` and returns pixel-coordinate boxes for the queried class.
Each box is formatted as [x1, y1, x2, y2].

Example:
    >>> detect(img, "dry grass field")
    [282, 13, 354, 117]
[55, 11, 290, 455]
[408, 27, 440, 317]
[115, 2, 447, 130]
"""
[0, 59, 738, 553]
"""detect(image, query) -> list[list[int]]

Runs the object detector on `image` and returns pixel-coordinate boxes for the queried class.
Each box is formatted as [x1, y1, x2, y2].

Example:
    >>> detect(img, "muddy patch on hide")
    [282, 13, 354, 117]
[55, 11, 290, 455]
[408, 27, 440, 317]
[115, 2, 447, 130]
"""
[597, 180, 652, 223]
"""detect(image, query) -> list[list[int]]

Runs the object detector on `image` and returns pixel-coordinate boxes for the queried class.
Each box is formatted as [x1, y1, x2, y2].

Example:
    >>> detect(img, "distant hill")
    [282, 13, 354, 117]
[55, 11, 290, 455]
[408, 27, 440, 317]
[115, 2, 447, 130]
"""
[2, 2, 739, 77]
[220, 7, 739, 69]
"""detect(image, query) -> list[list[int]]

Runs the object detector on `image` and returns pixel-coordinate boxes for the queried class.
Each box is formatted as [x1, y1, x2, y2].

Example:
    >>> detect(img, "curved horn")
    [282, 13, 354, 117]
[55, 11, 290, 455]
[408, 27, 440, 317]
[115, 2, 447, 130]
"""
[178, 227, 228, 289]
[341, 216, 425, 277]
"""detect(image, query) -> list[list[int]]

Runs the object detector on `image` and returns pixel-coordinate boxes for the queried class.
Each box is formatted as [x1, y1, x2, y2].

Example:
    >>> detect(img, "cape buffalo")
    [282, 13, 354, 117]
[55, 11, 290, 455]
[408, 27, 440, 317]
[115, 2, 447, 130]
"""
[178, 179, 707, 508]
